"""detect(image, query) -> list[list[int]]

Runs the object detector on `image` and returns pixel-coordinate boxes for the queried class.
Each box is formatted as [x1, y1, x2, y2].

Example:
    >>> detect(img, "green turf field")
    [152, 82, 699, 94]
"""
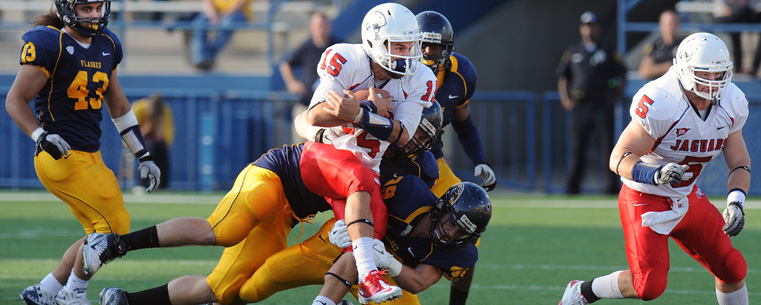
[1, 192, 759, 304]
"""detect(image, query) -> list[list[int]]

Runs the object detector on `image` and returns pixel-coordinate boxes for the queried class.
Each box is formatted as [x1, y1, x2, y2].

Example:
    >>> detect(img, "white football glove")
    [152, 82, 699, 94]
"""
[723, 202, 745, 237]
[654, 163, 689, 185]
[36, 131, 70, 160]
[370, 239, 402, 277]
[139, 159, 161, 193]
[474, 163, 496, 191]
[329, 219, 351, 249]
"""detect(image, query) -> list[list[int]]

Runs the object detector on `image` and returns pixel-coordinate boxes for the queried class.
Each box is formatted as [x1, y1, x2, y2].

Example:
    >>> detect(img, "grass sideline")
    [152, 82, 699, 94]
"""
[1, 192, 759, 304]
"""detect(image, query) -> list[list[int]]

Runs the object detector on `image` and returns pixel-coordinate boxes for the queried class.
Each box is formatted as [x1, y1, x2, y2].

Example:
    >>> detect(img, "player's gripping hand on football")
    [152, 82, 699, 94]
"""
[723, 189, 746, 237]
[474, 163, 496, 191]
[32, 128, 70, 160]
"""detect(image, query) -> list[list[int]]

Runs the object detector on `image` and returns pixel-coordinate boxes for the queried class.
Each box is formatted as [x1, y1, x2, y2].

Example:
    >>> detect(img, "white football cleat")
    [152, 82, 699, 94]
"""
[55, 287, 91, 305]
[20, 284, 58, 305]
[559, 280, 589, 305]
[357, 270, 402, 304]
[82, 232, 125, 275]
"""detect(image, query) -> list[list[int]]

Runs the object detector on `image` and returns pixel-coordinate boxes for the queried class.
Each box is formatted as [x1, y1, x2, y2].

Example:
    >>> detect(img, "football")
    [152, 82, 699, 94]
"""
[353, 88, 391, 101]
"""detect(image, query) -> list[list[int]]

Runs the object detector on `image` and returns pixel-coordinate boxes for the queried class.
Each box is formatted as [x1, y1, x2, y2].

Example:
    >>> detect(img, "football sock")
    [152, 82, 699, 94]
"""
[352, 237, 377, 280]
[312, 295, 336, 305]
[126, 284, 171, 305]
[580, 281, 600, 302]
[716, 283, 748, 305]
[591, 270, 624, 299]
[122, 225, 160, 251]
[40, 273, 63, 293]
[63, 268, 89, 290]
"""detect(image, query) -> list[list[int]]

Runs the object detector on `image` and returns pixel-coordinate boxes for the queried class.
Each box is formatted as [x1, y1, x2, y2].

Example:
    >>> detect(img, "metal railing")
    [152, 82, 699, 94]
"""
[3, 89, 759, 196]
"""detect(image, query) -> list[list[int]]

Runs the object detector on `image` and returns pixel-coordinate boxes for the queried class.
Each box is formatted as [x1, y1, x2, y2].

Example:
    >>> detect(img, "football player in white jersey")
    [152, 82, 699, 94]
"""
[559, 32, 750, 305]
[296, 3, 437, 304]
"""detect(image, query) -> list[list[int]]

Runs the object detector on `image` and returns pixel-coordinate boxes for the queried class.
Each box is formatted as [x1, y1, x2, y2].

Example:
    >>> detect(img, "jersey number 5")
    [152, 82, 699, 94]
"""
[635, 95, 654, 118]
[69, 71, 109, 110]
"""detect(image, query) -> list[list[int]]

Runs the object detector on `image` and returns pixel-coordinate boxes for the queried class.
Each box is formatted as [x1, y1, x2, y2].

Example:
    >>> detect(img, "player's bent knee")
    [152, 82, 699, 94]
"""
[717, 250, 747, 284]
[634, 270, 667, 301]
[636, 279, 667, 301]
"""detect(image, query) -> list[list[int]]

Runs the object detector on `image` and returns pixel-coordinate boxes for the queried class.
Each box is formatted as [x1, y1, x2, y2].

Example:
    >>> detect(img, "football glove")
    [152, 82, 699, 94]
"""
[370, 239, 402, 277]
[723, 202, 745, 237]
[474, 163, 496, 191]
[654, 163, 689, 185]
[329, 219, 351, 249]
[36, 131, 70, 160]
[138, 156, 161, 193]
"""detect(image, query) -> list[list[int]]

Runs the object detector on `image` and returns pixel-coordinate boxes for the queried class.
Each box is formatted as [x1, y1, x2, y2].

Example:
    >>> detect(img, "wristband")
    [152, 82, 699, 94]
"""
[631, 162, 659, 185]
[353, 108, 364, 125]
[31, 127, 45, 142]
[727, 188, 746, 209]
[360, 112, 394, 141]
[112, 109, 150, 159]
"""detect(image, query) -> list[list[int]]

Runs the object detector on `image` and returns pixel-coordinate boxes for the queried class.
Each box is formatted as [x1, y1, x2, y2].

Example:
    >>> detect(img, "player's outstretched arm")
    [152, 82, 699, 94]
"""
[722, 130, 751, 237]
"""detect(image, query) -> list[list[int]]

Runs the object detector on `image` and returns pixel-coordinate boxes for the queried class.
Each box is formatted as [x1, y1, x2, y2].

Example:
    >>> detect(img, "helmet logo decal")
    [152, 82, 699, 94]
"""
[366, 11, 388, 36]
[420, 118, 435, 134]
[422, 32, 443, 44]
[448, 184, 463, 205]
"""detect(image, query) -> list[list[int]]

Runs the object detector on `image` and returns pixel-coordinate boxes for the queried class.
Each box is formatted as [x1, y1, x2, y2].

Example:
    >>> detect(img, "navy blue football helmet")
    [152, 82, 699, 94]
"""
[387, 101, 442, 158]
[416, 11, 454, 74]
[430, 182, 492, 251]
[55, 0, 111, 37]
[402, 101, 442, 156]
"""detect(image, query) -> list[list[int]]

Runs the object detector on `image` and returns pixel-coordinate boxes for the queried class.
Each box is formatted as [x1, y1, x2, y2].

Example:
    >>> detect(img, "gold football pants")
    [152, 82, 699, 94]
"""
[430, 157, 462, 197]
[34, 150, 129, 234]
[205, 164, 297, 304]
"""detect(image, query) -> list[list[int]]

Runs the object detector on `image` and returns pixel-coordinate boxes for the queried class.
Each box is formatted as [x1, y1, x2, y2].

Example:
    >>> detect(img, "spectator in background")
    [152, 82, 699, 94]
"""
[133, 94, 174, 189]
[556, 11, 627, 195]
[638, 9, 683, 79]
[714, 0, 761, 75]
[279, 12, 343, 144]
[191, 0, 253, 70]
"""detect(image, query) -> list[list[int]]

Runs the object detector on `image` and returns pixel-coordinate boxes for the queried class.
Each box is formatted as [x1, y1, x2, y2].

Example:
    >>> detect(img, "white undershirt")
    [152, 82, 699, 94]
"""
[698, 108, 708, 120]
[62, 27, 91, 49]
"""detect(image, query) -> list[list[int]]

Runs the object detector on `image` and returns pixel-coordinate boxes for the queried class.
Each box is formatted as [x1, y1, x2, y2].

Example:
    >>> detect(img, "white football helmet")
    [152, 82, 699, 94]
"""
[673, 32, 733, 101]
[361, 3, 423, 76]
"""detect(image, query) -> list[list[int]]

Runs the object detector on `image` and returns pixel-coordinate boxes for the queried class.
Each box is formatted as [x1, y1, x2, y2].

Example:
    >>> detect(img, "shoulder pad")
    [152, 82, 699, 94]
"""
[22, 26, 63, 53]
[100, 28, 123, 47]
[450, 53, 477, 81]
[418, 151, 439, 188]
[408, 63, 437, 86]
[721, 84, 749, 117]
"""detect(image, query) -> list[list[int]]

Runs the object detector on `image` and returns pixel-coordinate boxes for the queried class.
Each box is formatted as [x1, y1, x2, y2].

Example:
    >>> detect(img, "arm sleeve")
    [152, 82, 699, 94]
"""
[452, 114, 487, 165]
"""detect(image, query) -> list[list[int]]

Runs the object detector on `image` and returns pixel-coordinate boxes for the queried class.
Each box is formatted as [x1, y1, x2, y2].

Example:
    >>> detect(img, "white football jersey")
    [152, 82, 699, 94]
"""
[624, 66, 749, 197]
[306, 43, 437, 173]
